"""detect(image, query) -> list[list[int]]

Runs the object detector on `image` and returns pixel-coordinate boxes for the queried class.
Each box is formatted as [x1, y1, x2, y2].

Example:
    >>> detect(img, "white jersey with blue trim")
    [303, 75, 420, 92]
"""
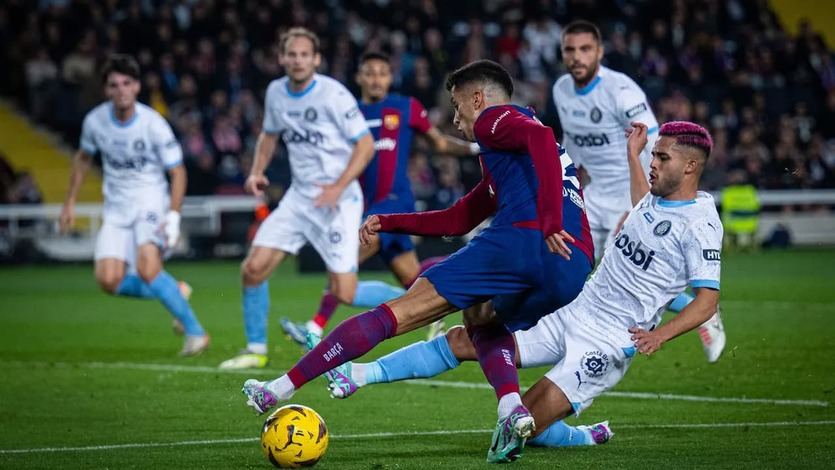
[79, 102, 181, 224]
[262, 73, 370, 199]
[552, 65, 659, 200]
[575, 191, 723, 330]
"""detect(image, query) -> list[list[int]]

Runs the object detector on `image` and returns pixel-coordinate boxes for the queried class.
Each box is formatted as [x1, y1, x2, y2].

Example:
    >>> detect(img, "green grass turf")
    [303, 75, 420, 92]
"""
[1, 249, 834, 469]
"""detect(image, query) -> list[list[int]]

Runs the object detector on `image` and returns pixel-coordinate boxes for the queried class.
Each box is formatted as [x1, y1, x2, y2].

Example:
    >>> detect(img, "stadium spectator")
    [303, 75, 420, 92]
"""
[1, 0, 834, 199]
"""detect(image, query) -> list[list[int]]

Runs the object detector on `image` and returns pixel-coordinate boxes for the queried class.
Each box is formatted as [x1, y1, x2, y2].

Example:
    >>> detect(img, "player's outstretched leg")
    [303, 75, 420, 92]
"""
[243, 277, 456, 414]
[528, 420, 613, 447]
[242, 304, 399, 414]
[403, 256, 448, 341]
[280, 281, 405, 346]
[668, 293, 726, 362]
[306, 331, 359, 398]
[324, 328, 461, 398]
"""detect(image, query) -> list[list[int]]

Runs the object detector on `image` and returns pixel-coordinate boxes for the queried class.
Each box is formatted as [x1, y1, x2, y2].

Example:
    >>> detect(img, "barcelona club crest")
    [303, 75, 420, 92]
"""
[383, 114, 400, 130]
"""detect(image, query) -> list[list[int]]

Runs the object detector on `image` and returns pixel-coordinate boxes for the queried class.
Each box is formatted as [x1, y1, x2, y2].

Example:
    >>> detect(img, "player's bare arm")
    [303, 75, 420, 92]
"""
[315, 133, 375, 208]
[245, 132, 278, 197]
[60, 149, 93, 233]
[629, 287, 720, 355]
[165, 164, 187, 249]
[626, 121, 650, 206]
[425, 127, 480, 156]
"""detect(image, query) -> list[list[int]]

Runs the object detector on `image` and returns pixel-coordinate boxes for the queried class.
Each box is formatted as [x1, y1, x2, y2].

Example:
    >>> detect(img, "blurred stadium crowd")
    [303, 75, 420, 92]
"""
[1, 0, 834, 208]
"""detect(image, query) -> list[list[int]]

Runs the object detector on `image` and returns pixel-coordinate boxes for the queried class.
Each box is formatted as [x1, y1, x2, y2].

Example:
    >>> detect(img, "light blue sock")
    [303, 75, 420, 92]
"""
[116, 273, 155, 298]
[351, 280, 405, 308]
[668, 292, 694, 313]
[148, 271, 205, 336]
[243, 282, 270, 345]
[528, 421, 592, 447]
[365, 334, 460, 384]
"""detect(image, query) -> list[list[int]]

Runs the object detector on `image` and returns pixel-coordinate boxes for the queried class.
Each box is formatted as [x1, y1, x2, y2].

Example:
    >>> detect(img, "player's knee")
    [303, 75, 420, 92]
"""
[96, 273, 122, 295]
[241, 258, 268, 286]
[329, 284, 355, 304]
[446, 326, 477, 361]
[136, 265, 160, 284]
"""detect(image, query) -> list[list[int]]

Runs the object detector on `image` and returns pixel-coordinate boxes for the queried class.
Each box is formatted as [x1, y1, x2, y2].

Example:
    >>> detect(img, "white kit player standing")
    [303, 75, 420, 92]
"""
[219, 28, 375, 369]
[552, 21, 725, 362]
[60, 54, 209, 356]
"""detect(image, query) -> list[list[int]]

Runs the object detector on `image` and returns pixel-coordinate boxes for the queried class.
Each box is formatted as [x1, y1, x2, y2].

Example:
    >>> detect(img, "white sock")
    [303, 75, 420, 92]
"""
[265, 375, 295, 400]
[497, 392, 523, 420]
[577, 426, 595, 445]
[247, 342, 268, 355]
[305, 321, 323, 336]
[350, 363, 368, 387]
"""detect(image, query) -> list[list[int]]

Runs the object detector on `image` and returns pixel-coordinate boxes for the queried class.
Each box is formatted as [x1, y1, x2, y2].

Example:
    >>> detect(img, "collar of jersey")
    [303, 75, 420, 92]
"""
[657, 197, 696, 207]
[286, 78, 318, 98]
[478, 104, 533, 121]
[109, 103, 138, 128]
[474, 105, 534, 151]
[574, 75, 601, 96]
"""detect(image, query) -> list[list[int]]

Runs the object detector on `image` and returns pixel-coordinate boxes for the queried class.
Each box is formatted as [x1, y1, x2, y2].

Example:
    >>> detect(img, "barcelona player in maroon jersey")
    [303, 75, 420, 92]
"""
[280, 52, 478, 343]
[244, 60, 593, 463]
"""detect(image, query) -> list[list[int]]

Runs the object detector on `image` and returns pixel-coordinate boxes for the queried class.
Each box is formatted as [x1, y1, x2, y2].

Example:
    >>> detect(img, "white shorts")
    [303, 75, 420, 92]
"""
[515, 303, 635, 415]
[252, 186, 362, 273]
[94, 207, 166, 267]
[583, 187, 631, 259]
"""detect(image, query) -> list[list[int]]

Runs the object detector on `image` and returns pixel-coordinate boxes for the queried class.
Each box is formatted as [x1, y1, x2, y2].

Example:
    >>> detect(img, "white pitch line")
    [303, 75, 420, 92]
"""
[409, 379, 830, 407]
[602, 390, 830, 407]
[616, 420, 835, 430]
[83, 361, 286, 376]
[721, 300, 835, 308]
[2, 361, 829, 408]
[2, 421, 835, 455]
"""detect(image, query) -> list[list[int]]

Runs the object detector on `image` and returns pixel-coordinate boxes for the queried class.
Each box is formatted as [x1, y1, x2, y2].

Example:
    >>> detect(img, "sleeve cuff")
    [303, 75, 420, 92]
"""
[690, 279, 720, 290]
[262, 128, 280, 135]
[164, 160, 183, 170]
[81, 144, 97, 155]
[349, 128, 370, 143]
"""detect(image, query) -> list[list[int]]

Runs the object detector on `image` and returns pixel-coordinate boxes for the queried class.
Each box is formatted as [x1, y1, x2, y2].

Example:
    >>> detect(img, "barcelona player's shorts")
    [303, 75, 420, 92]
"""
[422, 225, 592, 331]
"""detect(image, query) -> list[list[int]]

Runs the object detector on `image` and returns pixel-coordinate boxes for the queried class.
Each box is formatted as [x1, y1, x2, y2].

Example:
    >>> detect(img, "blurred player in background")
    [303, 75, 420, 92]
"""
[59, 54, 209, 357]
[279, 51, 479, 345]
[219, 28, 375, 369]
[553, 20, 725, 362]
[243, 60, 594, 463]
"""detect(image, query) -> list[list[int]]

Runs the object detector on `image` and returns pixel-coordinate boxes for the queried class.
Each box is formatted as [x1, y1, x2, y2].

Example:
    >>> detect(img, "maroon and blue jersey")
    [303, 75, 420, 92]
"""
[474, 105, 593, 262]
[377, 105, 594, 329]
[359, 94, 432, 206]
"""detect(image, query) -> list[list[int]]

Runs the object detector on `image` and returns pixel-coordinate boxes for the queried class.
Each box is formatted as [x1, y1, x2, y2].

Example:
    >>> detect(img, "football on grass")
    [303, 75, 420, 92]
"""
[261, 404, 329, 468]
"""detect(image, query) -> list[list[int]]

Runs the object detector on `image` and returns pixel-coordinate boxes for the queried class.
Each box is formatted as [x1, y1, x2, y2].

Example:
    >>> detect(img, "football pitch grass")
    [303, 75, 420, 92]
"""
[1, 249, 834, 469]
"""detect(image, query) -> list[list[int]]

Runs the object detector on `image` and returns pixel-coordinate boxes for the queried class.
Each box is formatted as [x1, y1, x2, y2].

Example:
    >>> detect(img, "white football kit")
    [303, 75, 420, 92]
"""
[254, 74, 370, 273]
[552, 65, 659, 258]
[515, 192, 723, 414]
[80, 102, 182, 264]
